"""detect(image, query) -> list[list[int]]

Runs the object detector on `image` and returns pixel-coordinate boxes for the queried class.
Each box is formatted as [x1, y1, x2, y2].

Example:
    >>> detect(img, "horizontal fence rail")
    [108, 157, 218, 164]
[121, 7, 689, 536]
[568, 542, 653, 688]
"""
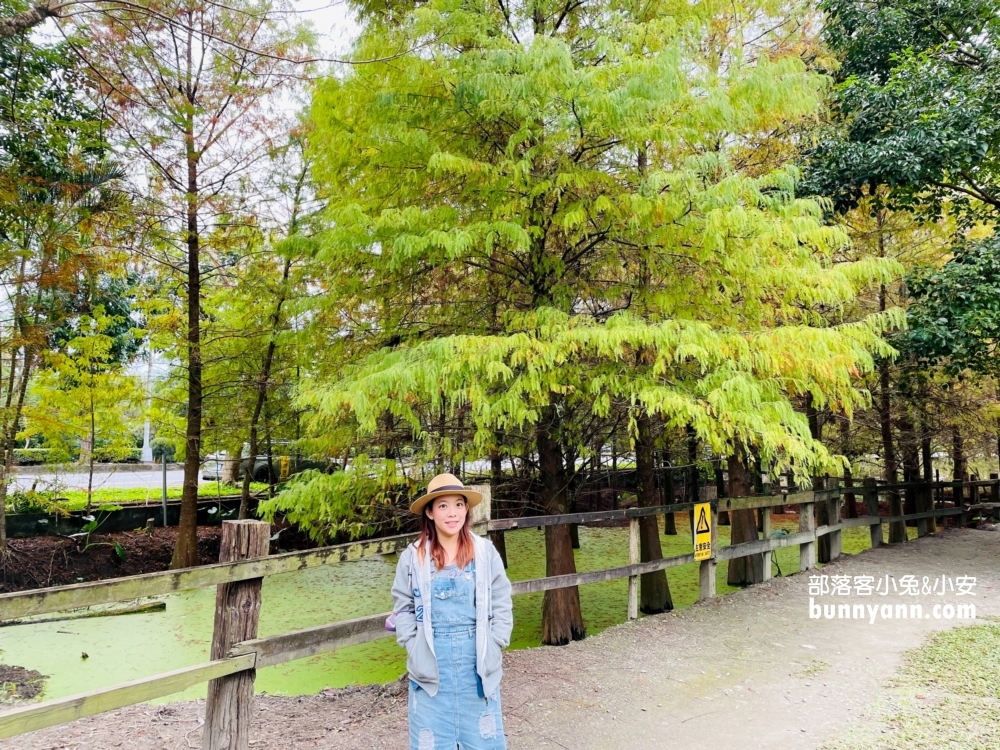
[1, 478, 993, 744]
[0, 533, 420, 621]
[1, 486, 986, 621]
[0, 655, 257, 739]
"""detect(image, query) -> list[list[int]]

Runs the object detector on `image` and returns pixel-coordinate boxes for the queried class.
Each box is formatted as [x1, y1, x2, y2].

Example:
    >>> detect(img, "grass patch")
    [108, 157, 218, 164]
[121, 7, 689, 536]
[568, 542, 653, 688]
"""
[502, 513, 919, 649]
[826, 623, 1000, 749]
[11, 483, 269, 512]
[797, 659, 831, 677]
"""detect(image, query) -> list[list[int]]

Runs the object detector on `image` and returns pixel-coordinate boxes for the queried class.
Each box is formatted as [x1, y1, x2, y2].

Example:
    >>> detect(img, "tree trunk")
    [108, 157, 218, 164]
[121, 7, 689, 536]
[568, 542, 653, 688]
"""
[841, 418, 858, 519]
[537, 402, 585, 645]
[221, 440, 242, 485]
[171, 148, 203, 570]
[686, 425, 698, 536]
[0, 345, 33, 553]
[636, 411, 672, 614]
[715, 461, 730, 526]
[0, 0, 59, 40]
[568, 518, 581, 549]
[0, 340, 33, 524]
[0, 256, 32, 552]
[726, 447, 763, 585]
[951, 426, 965, 482]
[899, 413, 920, 520]
[489, 452, 508, 567]
[807, 394, 832, 562]
[662, 450, 676, 535]
[878, 367, 904, 542]
[877, 287, 905, 544]
[240, 256, 293, 520]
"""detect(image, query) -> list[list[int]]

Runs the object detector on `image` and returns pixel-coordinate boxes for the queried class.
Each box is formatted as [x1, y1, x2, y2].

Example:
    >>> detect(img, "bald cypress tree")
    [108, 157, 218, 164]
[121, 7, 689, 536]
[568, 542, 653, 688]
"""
[294, 0, 901, 643]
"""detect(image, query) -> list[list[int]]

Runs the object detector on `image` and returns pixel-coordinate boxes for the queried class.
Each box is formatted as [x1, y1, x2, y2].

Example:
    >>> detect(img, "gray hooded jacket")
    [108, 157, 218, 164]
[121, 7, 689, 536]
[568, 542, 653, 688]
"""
[390, 533, 513, 698]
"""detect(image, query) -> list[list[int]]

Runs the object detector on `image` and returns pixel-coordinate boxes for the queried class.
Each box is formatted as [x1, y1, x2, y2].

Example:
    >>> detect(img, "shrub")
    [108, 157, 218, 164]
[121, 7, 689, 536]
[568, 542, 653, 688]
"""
[12, 448, 54, 466]
[151, 438, 176, 463]
[6, 489, 69, 516]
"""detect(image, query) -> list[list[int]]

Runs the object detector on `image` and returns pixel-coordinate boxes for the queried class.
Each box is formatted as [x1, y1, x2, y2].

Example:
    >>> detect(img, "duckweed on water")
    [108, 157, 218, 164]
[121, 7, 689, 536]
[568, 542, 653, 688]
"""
[0, 514, 896, 703]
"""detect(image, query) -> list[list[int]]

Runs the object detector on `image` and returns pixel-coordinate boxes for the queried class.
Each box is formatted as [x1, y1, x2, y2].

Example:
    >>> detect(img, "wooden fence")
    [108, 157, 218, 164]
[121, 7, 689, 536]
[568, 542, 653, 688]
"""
[0, 479, 994, 748]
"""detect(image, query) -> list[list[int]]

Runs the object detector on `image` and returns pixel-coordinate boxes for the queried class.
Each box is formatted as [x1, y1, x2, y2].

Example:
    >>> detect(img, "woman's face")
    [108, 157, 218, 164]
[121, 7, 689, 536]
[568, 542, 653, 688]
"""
[425, 493, 468, 539]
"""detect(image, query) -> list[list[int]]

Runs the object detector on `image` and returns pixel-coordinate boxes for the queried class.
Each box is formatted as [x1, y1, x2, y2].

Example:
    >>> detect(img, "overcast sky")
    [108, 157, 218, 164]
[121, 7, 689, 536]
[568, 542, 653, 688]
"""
[295, 0, 360, 58]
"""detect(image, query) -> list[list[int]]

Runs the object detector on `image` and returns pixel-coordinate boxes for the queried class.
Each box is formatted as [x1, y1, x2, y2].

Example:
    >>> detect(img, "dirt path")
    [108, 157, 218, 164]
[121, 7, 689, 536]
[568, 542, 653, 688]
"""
[4, 527, 998, 750]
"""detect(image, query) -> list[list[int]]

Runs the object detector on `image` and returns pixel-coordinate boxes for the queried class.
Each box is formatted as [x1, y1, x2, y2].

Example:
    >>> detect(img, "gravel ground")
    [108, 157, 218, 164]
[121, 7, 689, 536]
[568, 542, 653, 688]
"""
[3, 527, 999, 750]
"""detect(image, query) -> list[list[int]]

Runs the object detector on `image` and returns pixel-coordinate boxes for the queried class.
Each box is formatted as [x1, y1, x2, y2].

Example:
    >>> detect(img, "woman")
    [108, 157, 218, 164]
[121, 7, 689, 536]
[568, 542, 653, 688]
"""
[390, 472, 513, 750]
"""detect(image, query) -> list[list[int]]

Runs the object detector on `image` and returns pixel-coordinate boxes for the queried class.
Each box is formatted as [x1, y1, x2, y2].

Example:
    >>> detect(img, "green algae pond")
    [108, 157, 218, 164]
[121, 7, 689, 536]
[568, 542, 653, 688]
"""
[0, 516, 897, 703]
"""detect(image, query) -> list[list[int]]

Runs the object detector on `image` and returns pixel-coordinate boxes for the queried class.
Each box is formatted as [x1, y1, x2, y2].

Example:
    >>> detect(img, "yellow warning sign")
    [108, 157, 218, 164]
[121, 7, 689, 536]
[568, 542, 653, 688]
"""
[279, 455, 291, 480]
[693, 502, 712, 561]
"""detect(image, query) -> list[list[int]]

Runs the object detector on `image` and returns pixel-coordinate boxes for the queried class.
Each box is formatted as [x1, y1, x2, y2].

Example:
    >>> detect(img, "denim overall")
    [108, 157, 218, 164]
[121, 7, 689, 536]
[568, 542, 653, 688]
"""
[408, 560, 507, 750]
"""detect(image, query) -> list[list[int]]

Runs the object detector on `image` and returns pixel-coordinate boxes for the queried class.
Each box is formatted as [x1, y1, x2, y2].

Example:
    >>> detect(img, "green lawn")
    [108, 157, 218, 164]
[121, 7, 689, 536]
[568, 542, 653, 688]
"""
[502, 512, 914, 648]
[826, 620, 1000, 749]
[10, 483, 268, 513]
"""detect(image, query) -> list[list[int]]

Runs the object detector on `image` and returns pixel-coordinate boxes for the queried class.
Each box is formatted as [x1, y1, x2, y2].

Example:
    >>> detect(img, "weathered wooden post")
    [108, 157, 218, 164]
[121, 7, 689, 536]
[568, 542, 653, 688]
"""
[473, 484, 507, 566]
[203, 520, 270, 750]
[627, 516, 639, 620]
[991, 474, 1000, 522]
[827, 478, 842, 561]
[953, 478, 966, 528]
[915, 480, 930, 537]
[760, 505, 772, 582]
[799, 493, 816, 572]
[922, 479, 937, 534]
[698, 504, 717, 601]
[862, 478, 882, 548]
[815, 476, 831, 563]
[469, 484, 491, 531]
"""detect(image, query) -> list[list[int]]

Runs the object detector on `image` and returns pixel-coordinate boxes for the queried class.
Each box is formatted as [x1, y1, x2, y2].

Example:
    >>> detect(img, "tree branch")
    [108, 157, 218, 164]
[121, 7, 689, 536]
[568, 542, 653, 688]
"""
[0, 0, 62, 39]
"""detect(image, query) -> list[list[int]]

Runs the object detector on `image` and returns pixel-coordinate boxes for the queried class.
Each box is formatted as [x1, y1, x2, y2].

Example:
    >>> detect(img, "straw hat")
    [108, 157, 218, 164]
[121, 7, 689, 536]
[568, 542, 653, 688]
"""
[409, 473, 483, 515]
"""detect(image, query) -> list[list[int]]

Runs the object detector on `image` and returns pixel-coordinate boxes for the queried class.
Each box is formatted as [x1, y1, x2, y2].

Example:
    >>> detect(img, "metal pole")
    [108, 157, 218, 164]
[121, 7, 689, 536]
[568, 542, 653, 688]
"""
[162, 457, 168, 527]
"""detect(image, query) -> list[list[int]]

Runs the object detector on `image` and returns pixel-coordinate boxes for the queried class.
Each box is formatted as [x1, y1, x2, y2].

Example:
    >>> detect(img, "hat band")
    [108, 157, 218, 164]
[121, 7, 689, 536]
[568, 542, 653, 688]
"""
[428, 484, 467, 493]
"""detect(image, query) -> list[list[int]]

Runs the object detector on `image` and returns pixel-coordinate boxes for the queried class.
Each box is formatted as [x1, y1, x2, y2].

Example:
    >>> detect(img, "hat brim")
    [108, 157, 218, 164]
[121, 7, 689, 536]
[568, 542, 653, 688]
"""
[409, 487, 483, 515]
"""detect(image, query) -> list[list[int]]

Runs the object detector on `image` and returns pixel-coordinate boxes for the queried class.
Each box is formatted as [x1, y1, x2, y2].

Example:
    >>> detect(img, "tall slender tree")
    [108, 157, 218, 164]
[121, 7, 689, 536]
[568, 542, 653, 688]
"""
[81, 0, 311, 567]
[0, 12, 123, 550]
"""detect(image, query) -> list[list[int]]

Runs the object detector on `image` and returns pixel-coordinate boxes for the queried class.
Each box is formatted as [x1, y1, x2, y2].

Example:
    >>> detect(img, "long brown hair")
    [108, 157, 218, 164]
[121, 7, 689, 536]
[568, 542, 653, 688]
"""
[417, 503, 475, 570]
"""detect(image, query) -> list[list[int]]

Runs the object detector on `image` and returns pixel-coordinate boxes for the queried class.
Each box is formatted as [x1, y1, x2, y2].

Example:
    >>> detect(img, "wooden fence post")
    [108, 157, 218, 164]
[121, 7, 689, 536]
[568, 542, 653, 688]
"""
[799, 496, 816, 572]
[991, 475, 1000, 523]
[827, 478, 842, 561]
[915, 481, 930, 537]
[953, 479, 966, 528]
[203, 520, 270, 750]
[698, 504, 717, 601]
[627, 517, 639, 620]
[917, 482, 937, 534]
[862, 478, 882, 548]
[471, 484, 507, 567]
[760, 506, 772, 582]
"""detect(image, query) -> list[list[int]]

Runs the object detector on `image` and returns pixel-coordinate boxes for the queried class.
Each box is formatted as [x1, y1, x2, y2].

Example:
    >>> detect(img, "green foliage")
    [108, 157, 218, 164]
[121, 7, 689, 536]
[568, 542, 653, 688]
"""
[12, 448, 54, 465]
[4, 483, 267, 513]
[258, 456, 410, 543]
[904, 236, 1000, 378]
[151, 438, 176, 463]
[293, 0, 901, 499]
[23, 309, 144, 470]
[6, 488, 69, 515]
[807, 0, 1000, 222]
